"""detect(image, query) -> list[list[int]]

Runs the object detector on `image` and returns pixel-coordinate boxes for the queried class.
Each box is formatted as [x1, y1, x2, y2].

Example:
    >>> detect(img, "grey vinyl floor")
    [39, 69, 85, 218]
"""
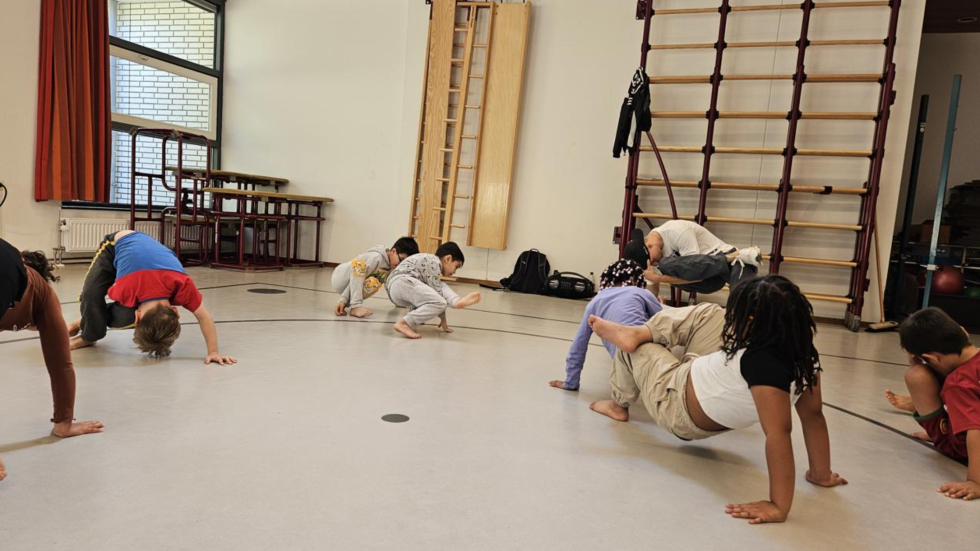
[1, 266, 977, 550]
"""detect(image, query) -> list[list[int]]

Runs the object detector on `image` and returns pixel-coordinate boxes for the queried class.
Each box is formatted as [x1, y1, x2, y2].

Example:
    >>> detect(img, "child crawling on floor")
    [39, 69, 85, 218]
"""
[549, 259, 662, 391]
[883, 307, 980, 501]
[384, 242, 480, 339]
[589, 275, 846, 524]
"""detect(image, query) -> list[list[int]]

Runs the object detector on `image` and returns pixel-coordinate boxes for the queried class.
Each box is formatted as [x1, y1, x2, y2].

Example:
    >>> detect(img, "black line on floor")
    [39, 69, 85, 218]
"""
[249, 281, 584, 325]
[821, 353, 907, 368]
[52, 278, 911, 367]
[822, 402, 946, 454]
[207, 318, 593, 345]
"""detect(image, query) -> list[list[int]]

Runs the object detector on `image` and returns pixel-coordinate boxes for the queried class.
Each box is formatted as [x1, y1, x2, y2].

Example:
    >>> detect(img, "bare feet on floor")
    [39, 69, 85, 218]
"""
[52, 420, 105, 438]
[590, 399, 629, 422]
[885, 389, 915, 413]
[69, 337, 94, 351]
[0, 456, 6, 482]
[393, 319, 421, 339]
[589, 315, 649, 353]
[350, 307, 373, 319]
[67, 318, 81, 337]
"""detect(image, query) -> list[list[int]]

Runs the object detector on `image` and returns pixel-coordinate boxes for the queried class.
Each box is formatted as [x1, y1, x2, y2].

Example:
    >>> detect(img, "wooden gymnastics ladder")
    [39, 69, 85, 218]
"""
[618, 0, 902, 329]
[410, 1, 494, 252]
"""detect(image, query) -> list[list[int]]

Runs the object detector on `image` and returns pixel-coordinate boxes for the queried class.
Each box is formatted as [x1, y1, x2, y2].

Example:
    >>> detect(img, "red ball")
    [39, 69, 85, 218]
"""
[931, 266, 966, 295]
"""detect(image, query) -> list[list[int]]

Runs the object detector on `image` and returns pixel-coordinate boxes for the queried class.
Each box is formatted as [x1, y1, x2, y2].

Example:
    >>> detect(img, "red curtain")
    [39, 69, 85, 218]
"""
[34, 0, 110, 202]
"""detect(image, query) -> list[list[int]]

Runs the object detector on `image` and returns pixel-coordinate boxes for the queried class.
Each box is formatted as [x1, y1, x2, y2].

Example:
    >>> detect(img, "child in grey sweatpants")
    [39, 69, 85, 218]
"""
[385, 242, 481, 339]
[333, 237, 419, 318]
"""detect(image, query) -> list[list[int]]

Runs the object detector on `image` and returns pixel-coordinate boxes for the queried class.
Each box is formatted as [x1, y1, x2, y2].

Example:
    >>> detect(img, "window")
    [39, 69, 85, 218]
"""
[109, 0, 217, 69]
[105, 0, 224, 208]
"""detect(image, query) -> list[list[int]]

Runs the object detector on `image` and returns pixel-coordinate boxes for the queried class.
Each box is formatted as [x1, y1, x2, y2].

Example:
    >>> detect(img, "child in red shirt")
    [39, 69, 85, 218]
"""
[68, 230, 235, 364]
[885, 307, 980, 501]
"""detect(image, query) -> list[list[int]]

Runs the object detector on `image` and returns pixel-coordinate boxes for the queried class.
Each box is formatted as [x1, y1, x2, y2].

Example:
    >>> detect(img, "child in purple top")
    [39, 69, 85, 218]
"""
[549, 260, 662, 391]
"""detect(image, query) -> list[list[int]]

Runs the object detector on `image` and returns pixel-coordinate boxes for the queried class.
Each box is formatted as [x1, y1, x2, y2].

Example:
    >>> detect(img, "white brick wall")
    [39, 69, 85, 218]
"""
[111, 1, 216, 206]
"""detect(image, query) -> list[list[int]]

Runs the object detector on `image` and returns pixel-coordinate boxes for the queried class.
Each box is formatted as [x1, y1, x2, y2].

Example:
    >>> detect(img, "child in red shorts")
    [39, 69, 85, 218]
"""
[885, 307, 980, 501]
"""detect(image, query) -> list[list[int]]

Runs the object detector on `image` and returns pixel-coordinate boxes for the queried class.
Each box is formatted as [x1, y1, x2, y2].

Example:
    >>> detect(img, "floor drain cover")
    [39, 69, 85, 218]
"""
[247, 288, 287, 294]
[382, 414, 410, 423]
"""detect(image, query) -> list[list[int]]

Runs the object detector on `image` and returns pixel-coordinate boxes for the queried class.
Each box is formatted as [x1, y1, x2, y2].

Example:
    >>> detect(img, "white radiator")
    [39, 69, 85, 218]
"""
[59, 218, 160, 253]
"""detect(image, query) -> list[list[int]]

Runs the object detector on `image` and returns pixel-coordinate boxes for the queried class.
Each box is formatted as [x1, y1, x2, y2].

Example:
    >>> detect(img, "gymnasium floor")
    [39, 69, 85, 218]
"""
[1, 266, 978, 550]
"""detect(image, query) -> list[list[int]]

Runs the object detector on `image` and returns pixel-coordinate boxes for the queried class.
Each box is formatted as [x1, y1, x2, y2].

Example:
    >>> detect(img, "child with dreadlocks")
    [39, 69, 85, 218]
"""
[588, 275, 846, 524]
[548, 259, 662, 391]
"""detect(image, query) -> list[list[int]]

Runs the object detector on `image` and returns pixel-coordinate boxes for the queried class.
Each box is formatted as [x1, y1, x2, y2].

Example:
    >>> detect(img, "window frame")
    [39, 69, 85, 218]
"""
[110, 44, 220, 140]
[83, 0, 226, 209]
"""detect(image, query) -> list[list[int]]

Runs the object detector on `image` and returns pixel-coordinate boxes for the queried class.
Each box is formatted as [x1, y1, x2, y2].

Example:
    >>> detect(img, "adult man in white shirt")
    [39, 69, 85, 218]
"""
[624, 220, 762, 295]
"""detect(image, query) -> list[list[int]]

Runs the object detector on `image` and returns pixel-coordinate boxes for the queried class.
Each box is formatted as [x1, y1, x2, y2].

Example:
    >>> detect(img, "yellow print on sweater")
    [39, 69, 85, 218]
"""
[363, 276, 382, 299]
[351, 259, 368, 278]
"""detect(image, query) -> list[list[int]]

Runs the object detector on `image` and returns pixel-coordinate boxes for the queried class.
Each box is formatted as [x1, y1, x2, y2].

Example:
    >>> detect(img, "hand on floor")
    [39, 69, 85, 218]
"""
[548, 380, 576, 391]
[334, 302, 348, 317]
[455, 292, 481, 309]
[52, 420, 105, 438]
[204, 353, 238, 365]
[725, 500, 787, 524]
[805, 470, 848, 488]
[939, 481, 980, 501]
[438, 318, 453, 333]
[350, 307, 373, 318]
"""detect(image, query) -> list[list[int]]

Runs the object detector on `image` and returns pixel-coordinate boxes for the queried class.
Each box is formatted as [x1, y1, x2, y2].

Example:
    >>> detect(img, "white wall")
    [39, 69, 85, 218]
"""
[221, 0, 411, 263]
[0, 0, 62, 252]
[895, 33, 980, 229]
[225, 0, 927, 321]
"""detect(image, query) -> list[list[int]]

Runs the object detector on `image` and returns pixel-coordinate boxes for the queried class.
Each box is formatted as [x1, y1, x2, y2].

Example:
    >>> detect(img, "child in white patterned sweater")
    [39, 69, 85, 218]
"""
[385, 242, 481, 339]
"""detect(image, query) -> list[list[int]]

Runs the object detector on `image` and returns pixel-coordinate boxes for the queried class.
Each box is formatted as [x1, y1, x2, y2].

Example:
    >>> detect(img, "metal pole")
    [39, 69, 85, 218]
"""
[645, 131, 677, 219]
[618, 0, 654, 256]
[923, 74, 962, 308]
[845, 0, 902, 330]
[770, 0, 814, 272]
[891, 95, 928, 315]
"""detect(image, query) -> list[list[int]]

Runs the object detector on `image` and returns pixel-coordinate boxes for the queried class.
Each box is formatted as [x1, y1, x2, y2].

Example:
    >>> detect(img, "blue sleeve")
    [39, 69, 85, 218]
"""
[641, 291, 663, 319]
[564, 303, 595, 390]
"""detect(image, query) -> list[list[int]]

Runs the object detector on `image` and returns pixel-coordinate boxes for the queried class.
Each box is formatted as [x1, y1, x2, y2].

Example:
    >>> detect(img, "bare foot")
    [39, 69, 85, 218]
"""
[590, 399, 629, 422]
[393, 319, 421, 339]
[350, 307, 373, 319]
[589, 315, 650, 353]
[911, 431, 931, 441]
[885, 389, 915, 413]
[0, 456, 6, 482]
[456, 292, 482, 309]
[69, 337, 94, 351]
[52, 420, 105, 438]
[67, 318, 81, 337]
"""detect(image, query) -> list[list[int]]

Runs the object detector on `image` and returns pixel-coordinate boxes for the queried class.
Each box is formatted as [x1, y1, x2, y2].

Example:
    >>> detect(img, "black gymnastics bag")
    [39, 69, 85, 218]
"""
[543, 271, 595, 300]
[500, 249, 550, 294]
